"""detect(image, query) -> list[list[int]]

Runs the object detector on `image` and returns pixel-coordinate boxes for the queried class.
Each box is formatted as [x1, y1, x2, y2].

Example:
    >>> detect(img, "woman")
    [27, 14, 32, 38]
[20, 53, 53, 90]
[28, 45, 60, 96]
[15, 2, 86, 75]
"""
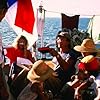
[4, 36, 36, 99]
[4, 35, 35, 77]
[5, 35, 35, 64]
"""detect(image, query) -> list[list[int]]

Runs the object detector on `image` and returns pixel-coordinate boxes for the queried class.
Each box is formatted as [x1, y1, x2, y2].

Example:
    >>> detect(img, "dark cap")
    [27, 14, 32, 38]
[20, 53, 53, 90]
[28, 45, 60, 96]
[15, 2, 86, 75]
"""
[57, 32, 71, 41]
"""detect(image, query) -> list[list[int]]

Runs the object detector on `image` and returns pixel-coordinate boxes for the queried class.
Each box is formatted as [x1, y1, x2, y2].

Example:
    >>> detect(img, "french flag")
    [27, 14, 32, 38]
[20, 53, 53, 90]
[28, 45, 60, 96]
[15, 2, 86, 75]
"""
[5, 0, 39, 49]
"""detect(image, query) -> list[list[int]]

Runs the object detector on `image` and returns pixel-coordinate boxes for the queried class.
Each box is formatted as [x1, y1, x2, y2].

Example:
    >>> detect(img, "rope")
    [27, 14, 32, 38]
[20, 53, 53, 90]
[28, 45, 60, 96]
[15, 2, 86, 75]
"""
[44, 9, 100, 17]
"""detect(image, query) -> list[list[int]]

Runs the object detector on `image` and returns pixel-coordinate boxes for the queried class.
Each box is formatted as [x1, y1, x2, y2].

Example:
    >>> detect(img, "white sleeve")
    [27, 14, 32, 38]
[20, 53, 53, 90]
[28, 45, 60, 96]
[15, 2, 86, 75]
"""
[95, 74, 100, 87]
[3, 49, 7, 55]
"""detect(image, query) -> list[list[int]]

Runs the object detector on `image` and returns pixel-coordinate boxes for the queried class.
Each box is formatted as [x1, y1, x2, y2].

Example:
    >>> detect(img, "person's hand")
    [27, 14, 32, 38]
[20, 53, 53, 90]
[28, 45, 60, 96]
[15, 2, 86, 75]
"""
[18, 64, 31, 71]
[49, 48, 58, 57]
[52, 72, 58, 77]
[23, 64, 32, 70]
[94, 97, 100, 100]
[74, 88, 82, 100]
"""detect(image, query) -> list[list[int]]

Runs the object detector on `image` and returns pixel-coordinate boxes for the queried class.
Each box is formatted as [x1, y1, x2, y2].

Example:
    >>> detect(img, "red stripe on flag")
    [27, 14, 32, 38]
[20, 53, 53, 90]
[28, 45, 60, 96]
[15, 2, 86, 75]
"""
[15, 0, 35, 33]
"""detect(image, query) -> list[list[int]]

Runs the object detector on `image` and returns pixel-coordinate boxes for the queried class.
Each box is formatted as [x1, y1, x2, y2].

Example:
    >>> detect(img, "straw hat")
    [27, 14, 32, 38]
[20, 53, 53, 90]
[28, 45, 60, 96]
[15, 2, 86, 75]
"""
[27, 60, 55, 83]
[74, 38, 98, 52]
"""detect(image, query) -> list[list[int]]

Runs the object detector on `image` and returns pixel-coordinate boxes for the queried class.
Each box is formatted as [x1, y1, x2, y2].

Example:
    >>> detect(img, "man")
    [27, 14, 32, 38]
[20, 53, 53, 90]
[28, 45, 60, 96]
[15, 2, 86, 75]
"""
[44, 30, 79, 98]
[0, 0, 9, 99]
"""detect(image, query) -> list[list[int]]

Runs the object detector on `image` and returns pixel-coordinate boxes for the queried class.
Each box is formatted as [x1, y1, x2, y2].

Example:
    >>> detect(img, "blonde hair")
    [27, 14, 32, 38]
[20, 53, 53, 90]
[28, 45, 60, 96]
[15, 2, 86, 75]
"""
[12, 35, 29, 48]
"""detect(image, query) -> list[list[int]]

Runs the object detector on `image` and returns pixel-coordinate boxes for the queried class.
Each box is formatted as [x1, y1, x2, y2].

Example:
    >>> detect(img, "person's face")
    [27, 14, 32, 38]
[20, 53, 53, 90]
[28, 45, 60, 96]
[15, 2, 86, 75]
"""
[56, 36, 70, 48]
[81, 52, 91, 57]
[18, 38, 27, 50]
[0, 9, 7, 21]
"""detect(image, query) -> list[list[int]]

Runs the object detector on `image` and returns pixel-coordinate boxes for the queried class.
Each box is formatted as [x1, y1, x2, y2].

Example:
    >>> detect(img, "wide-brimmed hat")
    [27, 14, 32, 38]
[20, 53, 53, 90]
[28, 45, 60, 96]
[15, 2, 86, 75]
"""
[27, 60, 55, 83]
[74, 38, 98, 52]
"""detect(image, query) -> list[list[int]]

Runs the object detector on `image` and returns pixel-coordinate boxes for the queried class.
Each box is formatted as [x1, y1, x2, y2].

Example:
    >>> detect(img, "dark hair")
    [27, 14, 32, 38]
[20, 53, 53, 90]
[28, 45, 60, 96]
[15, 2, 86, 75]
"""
[56, 30, 71, 51]
[89, 52, 97, 57]
[0, 0, 8, 9]
[56, 28, 71, 41]
[62, 28, 71, 33]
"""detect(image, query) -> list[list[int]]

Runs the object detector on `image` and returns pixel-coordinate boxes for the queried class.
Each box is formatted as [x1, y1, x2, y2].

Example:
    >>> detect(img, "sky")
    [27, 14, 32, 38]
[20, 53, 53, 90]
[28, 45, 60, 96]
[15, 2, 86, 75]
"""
[33, 0, 100, 17]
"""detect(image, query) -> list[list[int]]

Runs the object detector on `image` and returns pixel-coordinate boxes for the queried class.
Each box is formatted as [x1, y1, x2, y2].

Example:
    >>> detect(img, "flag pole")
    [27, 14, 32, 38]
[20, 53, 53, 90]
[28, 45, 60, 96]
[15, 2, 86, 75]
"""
[90, 15, 95, 39]
[39, 5, 44, 47]
[38, 2, 46, 59]
[86, 15, 95, 39]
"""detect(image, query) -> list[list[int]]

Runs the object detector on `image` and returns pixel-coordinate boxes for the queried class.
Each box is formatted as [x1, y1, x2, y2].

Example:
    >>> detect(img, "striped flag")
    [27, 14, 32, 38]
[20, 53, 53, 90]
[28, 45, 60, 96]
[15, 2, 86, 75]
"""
[15, 0, 35, 33]
[5, 0, 39, 49]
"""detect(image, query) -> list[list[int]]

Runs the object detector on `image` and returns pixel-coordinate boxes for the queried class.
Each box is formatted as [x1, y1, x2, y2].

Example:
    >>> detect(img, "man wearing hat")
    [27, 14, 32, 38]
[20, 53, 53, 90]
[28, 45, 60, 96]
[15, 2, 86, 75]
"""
[17, 60, 55, 100]
[74, 38, 100, 76]
[73, 38, 100, 100]
[59, 38, 99, 100]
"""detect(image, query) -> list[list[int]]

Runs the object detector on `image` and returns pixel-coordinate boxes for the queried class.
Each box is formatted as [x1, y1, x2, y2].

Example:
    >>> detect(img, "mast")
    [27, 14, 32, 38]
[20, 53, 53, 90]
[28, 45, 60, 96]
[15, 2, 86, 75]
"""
[38, 1, 46, 59]
[87, 15, 100, 42]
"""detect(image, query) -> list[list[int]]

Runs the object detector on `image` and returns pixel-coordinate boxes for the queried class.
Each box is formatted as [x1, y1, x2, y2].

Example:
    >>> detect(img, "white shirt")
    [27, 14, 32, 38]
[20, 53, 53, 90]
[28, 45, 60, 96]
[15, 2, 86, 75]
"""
[95, 73, 100, 88]
[52, 52, 71, 70]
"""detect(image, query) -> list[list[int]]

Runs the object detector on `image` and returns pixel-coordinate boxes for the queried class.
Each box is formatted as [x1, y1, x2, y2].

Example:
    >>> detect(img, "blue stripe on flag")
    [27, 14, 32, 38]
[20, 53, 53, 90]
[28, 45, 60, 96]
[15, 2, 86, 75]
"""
[7, 0, 17, 7]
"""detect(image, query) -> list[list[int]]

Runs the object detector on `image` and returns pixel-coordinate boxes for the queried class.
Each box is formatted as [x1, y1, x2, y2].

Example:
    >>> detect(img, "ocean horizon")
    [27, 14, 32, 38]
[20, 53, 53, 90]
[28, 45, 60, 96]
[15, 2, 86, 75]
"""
[0, 17, 90, 59]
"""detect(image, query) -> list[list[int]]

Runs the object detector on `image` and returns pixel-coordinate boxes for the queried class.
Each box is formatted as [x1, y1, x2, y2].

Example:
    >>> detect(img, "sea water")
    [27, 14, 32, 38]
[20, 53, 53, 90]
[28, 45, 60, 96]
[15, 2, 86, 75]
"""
[0, 17, 90, 59]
